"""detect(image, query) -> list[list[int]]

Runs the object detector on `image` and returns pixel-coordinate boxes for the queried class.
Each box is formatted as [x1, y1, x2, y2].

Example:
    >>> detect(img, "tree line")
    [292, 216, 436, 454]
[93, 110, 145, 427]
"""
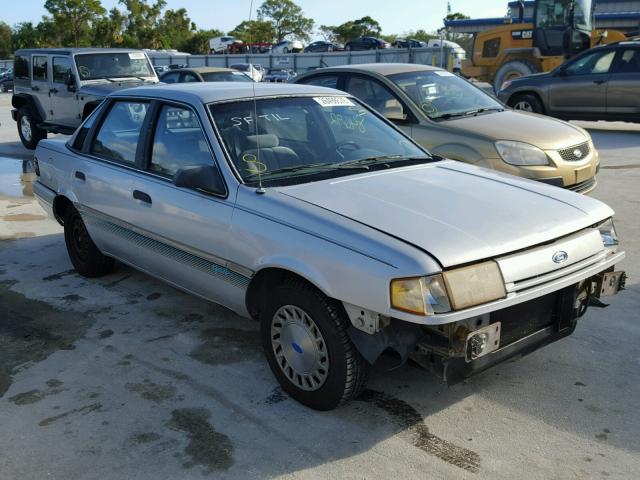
[0, 0, 470, 58]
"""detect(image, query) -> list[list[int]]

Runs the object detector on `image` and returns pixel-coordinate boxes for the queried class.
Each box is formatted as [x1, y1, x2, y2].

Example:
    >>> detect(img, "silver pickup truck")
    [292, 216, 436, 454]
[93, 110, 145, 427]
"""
[32, 83, 626, 410]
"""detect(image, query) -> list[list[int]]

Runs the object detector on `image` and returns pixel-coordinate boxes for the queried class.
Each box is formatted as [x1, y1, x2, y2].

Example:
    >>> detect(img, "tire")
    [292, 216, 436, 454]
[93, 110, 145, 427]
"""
[64, 207, 114, 278]
[17, 106, 47, 150]
[260, 278, 369, 410]
[345, 45, 352, 51]
[493, 59, 539, 93]
[509, 93, 544, 114]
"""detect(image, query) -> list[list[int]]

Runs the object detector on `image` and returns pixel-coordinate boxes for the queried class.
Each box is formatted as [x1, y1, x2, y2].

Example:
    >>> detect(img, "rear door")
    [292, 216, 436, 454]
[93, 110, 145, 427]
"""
[50, 56, 78, 127]
[127, 102, 241, 309]
[547, 48, 615, 116]
[606, 47, 640, 117]
[31, 55, 51, 121]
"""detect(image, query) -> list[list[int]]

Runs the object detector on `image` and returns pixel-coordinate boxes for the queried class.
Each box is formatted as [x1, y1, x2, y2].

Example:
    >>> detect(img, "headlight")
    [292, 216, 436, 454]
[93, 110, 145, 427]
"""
[500, 80, 512, 91]
[597, 218, 619, 248]
[390, 275, 451, 316]
[390, 261, 506, 316]
[496, 141, 549, 166]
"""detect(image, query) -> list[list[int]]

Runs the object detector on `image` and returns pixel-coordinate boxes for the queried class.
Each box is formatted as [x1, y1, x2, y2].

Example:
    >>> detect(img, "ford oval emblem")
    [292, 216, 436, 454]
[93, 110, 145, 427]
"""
[552, 251, 569, 264]
[573, 149, 583, 158]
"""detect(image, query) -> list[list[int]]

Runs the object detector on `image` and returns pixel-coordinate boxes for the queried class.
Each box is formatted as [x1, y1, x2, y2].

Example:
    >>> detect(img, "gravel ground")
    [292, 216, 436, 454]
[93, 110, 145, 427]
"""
[0, 92, 638, 480]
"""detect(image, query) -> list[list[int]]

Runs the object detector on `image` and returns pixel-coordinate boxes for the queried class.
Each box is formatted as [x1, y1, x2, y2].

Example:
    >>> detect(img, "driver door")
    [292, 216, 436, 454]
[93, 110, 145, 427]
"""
[548, 48, 616, 116]
[50, 56, 79, 127]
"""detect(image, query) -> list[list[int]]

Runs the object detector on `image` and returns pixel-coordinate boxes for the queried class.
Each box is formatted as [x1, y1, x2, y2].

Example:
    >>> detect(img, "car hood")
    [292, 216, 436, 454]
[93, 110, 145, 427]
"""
[79, 80, 155, 97]
[277, 161, 612, 267]
[444, 110, 587, 150]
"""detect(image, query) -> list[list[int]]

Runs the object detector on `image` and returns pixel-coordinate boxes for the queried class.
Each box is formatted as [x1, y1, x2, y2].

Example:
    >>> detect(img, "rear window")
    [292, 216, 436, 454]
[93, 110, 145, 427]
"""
[91, 101, 149, 164]
[14, 56, 29, 80]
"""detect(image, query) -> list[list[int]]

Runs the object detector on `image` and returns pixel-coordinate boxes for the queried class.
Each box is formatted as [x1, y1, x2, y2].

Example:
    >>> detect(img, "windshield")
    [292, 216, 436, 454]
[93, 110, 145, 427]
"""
[230, 64, 249, 71]
[202, 71, 253, 82]
[75, 52, 155, 80]
[210, 96, 430, 186]
[388, 70, 502, 120]
[535, 0, 593, 31]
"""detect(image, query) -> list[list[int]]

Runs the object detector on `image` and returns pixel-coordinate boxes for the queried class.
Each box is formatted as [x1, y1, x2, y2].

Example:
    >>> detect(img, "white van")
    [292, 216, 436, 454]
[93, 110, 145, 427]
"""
[209, 36, 240, 54]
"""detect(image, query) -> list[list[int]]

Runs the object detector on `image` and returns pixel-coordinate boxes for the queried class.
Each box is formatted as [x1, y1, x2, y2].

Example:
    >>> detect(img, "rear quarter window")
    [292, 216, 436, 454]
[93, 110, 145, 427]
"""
[14, 56, 29, 80]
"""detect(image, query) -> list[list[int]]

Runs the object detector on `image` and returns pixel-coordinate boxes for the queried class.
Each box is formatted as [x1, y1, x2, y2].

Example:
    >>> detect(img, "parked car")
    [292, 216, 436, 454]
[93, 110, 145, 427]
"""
[393, 38, 426, 48]
[263, 68, 297, 82]
[153, 65, 169, 74]
[271, 40, 304, 54]
[304, 41, 344, 53]
[160, 67, 253, 84]
[498, 41, 640, 122]
[209, 35, 242, 54]
[295, 63, 600, 193]
[229, 63, 263, 82]
[345, 37, 391, 51]
[11, 48, 159, 149]
[33, 82, 625, 410]
[0, 72, 13, 92]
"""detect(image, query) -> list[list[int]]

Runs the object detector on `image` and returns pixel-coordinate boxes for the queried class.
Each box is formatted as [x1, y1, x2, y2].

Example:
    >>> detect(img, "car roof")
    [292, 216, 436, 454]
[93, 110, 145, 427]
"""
[300, 63, 443, 76]
[111, 82, 350, 104]
[14, 48, 147, 55]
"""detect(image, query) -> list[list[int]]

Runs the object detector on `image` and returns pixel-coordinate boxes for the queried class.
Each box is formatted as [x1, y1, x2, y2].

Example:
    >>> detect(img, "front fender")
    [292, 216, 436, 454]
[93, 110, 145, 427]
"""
[430, 143, 486, 164]
[254, 254, 333, 297]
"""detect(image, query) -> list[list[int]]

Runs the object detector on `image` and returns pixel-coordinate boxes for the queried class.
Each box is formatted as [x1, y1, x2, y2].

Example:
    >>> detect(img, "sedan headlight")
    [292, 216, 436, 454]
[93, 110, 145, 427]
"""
[496, 141, 549, 166]
[597, 218, 619, 248]
[390, 261, 506, 316]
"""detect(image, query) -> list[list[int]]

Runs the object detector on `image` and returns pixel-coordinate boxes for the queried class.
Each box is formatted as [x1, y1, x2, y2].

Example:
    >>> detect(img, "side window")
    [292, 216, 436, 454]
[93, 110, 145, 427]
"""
[182, 72, 200, 83]
[70, 103, 102, 151]
[612, 48, 640, 74]
[161, 72, 180, 83]
[14, 56, 29, 80]
[149, 105, 213, 177]
[482, 38, 501, 58]
[300, 75, 339, 89]
[52, 57, 72, 84]
[90, 101, 149, 164]
[33, 56, 48, 81]
[345, 76, 406, 119]
[566, 50, 615, 75]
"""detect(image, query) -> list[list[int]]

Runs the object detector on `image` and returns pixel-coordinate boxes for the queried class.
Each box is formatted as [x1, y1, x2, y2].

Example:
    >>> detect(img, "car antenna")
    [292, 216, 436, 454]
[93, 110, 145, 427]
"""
[248, 0, 266, 194]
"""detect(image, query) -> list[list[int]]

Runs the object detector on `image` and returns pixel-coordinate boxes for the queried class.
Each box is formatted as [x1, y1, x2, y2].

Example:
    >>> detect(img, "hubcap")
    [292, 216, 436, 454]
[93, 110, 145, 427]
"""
[514, 101, 533, 112]
[20, 116, 32, 142]
[271, 305, 329, 391]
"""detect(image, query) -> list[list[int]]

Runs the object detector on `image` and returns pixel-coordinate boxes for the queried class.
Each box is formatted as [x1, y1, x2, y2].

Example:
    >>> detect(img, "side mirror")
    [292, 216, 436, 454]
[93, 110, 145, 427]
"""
[173, 165, 226, 195]
[65, 73, 76, 91]
[383, 100, 408, 122]
[555, 67, 568, 77]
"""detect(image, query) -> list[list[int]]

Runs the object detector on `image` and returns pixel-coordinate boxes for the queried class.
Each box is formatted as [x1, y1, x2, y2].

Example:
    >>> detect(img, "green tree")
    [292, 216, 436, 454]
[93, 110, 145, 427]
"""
[157, 8, 195, 49]
[0, 22, 12, 58]
[44, 0, 106, 47]
[257, 0, 314, 42]
[119, 0, 166, 48]
[321, 16, 382, 44]
[228, 19, 275, 43]
[11, 22, 46, 50]
[91, 8, 126, 47]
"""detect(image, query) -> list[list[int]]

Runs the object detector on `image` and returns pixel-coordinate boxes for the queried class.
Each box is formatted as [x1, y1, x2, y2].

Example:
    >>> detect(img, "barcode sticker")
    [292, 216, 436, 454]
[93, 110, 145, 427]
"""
[313, 96, 355, 107]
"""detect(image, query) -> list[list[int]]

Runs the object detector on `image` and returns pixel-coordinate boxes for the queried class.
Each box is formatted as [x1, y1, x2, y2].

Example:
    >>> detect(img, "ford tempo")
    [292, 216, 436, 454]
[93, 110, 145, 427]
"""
[33, 83, 626, 410]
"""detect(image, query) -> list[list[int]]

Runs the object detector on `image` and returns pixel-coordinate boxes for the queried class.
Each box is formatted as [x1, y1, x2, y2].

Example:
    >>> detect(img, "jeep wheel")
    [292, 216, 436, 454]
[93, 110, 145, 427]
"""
[64, 207, 114, 278]
[260, 278, 369, 410]
[17, 107, 47, 150]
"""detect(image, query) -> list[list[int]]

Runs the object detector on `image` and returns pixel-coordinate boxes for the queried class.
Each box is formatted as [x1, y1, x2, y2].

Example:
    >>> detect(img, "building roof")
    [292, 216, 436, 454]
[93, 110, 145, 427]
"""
[110, 82, 347, 104]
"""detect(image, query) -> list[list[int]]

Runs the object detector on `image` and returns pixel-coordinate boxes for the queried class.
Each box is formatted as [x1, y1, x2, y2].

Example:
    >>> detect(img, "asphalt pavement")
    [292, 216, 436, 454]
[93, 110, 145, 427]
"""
[0, 92, 639, 480]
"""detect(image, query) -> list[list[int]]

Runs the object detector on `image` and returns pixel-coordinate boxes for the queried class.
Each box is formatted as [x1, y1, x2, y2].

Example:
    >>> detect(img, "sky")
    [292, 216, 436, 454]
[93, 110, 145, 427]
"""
[4, 0, 509, 37]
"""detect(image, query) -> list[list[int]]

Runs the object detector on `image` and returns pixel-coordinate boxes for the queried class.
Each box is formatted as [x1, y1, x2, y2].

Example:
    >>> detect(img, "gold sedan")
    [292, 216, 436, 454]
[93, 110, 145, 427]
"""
[295, 63, 599, 194]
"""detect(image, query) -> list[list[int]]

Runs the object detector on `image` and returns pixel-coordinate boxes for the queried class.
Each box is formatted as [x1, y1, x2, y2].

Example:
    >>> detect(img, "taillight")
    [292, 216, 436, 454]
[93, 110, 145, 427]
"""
[33, 156, 40, 176]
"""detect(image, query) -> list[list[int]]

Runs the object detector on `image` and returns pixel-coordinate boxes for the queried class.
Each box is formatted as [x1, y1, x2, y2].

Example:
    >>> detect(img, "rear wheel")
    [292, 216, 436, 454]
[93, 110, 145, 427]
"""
[494, 59, 539, 93]
[260, 278, 369, 410]
[17, 106, 47, 150]
[64, 207, 114, 278]
[509, 93, 544, 114]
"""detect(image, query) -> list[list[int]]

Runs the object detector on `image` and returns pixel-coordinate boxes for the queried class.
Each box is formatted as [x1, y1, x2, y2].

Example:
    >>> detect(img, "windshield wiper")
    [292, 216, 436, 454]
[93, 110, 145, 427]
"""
[434, 107, 504, 120]
[244, 162, 369, 180]
[338, 155, 433, 168]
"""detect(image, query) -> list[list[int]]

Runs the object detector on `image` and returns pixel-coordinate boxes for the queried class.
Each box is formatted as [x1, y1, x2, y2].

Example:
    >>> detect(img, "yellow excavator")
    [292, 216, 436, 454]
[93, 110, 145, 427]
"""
[461, 0, 627, 91]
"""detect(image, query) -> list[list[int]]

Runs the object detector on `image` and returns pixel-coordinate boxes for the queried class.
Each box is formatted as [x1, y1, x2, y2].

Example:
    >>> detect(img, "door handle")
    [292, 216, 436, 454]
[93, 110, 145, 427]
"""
[593, 79, 607, 85]
[32, 86, 40, 91]
[50, 88, 58, 94]
[133, 190, 152, 204]
[74, 171, 85, 181]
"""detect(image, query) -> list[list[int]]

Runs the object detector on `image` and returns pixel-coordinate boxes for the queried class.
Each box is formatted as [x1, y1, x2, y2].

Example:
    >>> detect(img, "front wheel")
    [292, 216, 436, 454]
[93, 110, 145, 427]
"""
[64, 207, 114, 277]
[260, 279, 369, 410]
[509, 94, 544, 114]
[17, 107, 46, 150]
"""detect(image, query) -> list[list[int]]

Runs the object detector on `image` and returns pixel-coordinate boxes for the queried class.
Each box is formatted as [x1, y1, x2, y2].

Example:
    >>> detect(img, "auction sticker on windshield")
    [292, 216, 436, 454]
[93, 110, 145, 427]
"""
[128, 52, 146, 60]
[313, 97, 354, 107]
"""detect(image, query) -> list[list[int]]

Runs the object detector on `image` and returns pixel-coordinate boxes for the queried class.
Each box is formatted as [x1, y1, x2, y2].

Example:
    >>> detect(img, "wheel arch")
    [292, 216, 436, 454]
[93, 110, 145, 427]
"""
[508, 90, 546, 114]
[12, 94, 44, 123]
[52, 194, 78, 226]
